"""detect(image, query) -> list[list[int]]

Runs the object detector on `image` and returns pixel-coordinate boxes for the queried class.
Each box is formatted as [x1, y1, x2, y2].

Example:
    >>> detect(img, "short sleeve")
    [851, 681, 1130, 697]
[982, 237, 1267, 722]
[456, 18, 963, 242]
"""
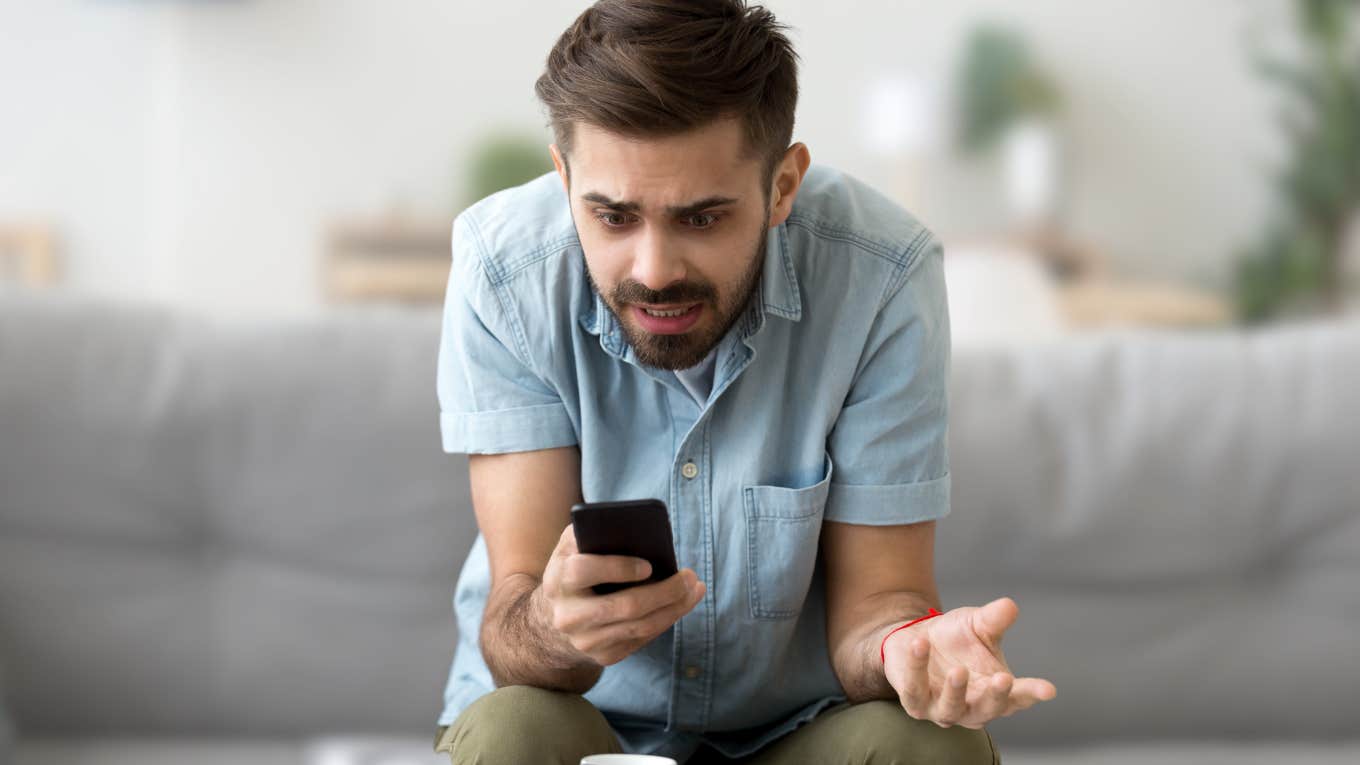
[436, 214, 578, 455]
[824, 236, 951, 525]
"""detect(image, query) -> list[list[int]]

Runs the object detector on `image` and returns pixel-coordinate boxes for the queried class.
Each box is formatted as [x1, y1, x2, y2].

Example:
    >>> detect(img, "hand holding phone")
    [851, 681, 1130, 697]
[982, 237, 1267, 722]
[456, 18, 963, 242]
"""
[534, 500, 705, 667]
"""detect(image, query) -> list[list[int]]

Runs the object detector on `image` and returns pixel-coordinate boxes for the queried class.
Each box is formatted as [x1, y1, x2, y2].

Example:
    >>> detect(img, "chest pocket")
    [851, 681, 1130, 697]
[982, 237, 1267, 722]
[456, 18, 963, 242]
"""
[742, 453, 834, 620]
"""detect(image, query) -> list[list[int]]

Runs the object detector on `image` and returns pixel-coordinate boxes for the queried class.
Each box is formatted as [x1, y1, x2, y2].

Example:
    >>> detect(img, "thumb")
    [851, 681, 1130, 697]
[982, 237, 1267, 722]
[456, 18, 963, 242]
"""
[556, 523, 579, 556]
[972, 597, 1019, 646]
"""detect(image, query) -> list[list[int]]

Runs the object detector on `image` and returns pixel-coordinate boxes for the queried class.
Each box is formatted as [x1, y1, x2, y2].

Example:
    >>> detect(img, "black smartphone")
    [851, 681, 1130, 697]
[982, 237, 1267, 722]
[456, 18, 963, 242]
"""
[570, 498, 679, 595]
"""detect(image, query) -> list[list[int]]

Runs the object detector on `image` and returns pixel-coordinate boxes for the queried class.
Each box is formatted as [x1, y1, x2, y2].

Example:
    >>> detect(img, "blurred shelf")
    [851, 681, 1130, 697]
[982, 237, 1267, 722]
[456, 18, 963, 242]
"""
[323, 216, 450, 304]
[946, 222, 1109, 282]
[0, 223, 60, 286]
[1058, 280, 1233, 328]
[945, 225, 1233, 328]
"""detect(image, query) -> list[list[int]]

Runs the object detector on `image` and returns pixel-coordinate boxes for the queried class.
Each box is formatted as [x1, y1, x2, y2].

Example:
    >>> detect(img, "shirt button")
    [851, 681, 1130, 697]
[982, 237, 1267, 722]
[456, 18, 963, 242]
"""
[684, 665, 702, 679]
[681, 462, 699, 479]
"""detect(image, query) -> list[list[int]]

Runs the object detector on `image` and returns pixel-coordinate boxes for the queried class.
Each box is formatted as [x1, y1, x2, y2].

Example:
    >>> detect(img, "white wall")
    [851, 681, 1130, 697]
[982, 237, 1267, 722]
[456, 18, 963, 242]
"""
[784, 0, 1287, 285]
[163, 0, 589, 317]
[0, 0, 1290, 317]
[0, 0, 169, 299]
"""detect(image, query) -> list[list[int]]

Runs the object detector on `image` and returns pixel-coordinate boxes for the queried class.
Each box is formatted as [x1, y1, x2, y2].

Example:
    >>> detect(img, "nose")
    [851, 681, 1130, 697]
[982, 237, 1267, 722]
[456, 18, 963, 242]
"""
[629, 227, 687, 294]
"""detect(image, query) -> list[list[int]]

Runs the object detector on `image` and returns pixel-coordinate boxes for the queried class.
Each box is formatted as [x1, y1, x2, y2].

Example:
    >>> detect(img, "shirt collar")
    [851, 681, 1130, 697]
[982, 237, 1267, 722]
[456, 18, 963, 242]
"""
[579, 221, 802, 347]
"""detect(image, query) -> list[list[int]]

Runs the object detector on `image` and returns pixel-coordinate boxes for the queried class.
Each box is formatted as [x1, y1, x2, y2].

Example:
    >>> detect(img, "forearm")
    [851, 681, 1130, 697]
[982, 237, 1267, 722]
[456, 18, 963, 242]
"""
[831, 590, 942, 702]
[479, 572, 603, 693]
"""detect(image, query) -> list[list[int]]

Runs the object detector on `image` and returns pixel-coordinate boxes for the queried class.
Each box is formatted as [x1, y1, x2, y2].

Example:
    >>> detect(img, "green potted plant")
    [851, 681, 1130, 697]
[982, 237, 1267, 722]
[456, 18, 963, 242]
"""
[1234, 0, 1360, 322]
[955, 23, 1064, 232]
[463, 131, 555, 209]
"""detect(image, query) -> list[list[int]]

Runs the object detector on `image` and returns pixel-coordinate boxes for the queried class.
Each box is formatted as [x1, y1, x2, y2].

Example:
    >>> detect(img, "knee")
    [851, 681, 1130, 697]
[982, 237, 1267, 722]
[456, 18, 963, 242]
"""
[466, 685, 603, 732]
[841, 701, 999, 765]
[440, 686, 621, 764]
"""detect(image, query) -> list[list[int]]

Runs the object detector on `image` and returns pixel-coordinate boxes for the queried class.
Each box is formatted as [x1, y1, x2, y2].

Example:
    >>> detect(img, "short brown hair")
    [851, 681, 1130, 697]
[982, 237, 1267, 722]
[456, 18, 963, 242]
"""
[535, 0, 799, 187]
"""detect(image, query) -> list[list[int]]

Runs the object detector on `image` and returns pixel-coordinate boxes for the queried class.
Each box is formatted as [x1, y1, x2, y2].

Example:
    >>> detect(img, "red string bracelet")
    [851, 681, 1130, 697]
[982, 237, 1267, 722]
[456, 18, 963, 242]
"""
[879, 608, 943, 664]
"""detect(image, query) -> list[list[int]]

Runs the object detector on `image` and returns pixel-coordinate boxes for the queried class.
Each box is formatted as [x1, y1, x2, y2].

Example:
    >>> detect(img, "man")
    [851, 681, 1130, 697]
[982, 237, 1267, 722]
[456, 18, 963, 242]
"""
[432, 1, 1056, 762]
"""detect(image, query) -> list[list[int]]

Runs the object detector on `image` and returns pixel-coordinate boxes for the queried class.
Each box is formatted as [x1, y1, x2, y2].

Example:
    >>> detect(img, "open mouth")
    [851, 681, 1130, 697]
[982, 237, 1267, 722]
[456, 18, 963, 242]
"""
[641, 304, 699, 318]
[633, 303, 704, 334]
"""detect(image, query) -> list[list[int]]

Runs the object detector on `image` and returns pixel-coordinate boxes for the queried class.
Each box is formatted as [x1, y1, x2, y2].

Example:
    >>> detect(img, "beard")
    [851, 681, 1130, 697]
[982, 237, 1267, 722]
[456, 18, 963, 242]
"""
[587, 220, 768, 372]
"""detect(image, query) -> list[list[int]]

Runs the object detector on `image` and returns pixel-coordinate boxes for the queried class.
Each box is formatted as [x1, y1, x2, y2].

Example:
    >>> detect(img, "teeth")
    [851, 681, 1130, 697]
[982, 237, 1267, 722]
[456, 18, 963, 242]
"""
[644, 306, 690, 318]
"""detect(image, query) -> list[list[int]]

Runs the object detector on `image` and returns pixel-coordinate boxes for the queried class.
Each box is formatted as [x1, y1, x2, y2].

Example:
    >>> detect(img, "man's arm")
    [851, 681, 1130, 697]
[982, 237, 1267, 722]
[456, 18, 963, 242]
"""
[822, 519, 941, 702]
[469, 446, 602, 693]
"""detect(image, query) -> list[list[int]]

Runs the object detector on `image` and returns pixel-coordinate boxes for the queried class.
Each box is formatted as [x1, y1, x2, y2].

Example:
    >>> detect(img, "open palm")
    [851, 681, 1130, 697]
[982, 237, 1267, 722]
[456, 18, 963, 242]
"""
[882, 597, 1057, 729]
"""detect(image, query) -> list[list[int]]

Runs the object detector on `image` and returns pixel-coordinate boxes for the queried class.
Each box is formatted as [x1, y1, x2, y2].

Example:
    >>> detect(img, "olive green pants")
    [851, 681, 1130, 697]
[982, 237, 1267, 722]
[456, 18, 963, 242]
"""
[434, 685, 1001, 764]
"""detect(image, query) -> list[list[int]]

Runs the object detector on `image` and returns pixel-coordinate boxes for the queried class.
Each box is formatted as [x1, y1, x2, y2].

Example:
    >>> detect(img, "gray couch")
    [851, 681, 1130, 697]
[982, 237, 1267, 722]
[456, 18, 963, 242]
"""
[1, 288, 1357, 764]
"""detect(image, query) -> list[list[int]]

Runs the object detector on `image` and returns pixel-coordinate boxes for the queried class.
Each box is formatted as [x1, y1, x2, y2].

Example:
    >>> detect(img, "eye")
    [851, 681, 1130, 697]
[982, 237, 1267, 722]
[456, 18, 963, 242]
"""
[593, 211, 634, 228]
[685, 213, 719, 229]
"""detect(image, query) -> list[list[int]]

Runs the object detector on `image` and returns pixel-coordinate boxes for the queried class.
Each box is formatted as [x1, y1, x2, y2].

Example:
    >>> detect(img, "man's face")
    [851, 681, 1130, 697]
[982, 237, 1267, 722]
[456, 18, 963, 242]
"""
[552, 118, 772, 371]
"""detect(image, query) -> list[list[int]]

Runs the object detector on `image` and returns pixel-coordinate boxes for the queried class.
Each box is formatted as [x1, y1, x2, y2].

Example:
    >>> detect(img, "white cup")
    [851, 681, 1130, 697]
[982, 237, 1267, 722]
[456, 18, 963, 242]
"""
[576, 751, 677, 756]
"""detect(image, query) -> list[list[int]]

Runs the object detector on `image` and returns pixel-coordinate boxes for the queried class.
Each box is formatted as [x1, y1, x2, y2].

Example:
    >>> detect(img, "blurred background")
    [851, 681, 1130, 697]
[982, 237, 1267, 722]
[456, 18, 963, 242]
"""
[1, 1, 1358, 764]
[3, 0, 1357, 327]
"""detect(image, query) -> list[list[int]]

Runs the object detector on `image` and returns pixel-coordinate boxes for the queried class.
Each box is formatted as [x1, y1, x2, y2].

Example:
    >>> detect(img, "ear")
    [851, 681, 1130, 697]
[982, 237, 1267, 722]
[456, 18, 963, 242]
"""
[549, 144, 569, 193]
[767, 142, 811, 228]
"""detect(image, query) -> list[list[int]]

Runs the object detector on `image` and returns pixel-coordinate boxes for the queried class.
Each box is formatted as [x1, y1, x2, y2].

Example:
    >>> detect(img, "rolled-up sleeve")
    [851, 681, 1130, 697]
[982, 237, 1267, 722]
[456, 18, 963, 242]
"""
[824, 236, 951, 525]
[436, 214, 577, 455]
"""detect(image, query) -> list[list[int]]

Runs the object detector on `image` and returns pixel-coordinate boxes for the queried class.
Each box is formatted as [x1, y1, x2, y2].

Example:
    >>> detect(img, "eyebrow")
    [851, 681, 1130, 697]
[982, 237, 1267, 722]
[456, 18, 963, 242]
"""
[580, 192, 740, 218]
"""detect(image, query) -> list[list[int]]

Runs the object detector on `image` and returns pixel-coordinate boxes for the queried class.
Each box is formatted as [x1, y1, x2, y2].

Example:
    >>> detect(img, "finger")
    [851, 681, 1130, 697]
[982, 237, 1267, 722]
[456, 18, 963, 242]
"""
[931, 666, 970, 727]
[637, 567, 699, 602]
[556, 523, 577, 555]
[651, 574, 705, 624]
[561, 569, 698, 630]
[970, 672, 1014, 723]
[1011, 675, 1060, 702]
[898, 637, 932, 719]
[602, 569, 701, 626]
[575, 576, 706, 664]
[1000, 675, 1060, 713]
[1004, 695, 1038, 715]
[972, 597, 1019, 647]
[570, 619, 644, 665]
[560, 553, 653, 592]
[572, 616, 660, 665]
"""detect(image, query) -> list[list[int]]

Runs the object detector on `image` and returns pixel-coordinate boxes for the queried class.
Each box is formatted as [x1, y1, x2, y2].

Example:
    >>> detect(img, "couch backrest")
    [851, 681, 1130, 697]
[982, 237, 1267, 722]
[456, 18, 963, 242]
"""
[0, 290, 477, 737]
[940, 322, 1360, 745]
[3, 289, 1358, 745]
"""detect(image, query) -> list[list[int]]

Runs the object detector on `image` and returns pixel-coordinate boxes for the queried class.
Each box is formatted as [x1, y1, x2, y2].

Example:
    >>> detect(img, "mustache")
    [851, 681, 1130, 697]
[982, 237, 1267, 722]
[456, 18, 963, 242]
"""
[612, 280, 715, 306]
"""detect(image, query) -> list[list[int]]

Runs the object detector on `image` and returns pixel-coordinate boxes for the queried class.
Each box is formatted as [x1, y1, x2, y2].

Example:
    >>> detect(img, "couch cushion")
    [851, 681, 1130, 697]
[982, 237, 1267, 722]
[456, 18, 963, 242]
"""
[14, 735, 451, 765]
[15, 739, 306, 765]
[4, 288, 1358, 747]
[1, 690, 12, 765]
[13, 736, 1360, 765]
[1000, 741, 1360, 765]
[940, 320, 1360, 745]
[0, 290, 478, 737]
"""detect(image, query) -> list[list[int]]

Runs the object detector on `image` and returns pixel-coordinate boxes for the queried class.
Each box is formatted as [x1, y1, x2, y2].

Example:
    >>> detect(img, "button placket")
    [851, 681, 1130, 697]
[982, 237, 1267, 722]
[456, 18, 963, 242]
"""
[670, 423, 713, 731]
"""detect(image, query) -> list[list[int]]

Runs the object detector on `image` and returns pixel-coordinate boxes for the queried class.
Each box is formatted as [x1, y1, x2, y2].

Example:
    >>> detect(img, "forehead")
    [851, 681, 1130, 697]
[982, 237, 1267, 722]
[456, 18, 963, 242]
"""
[567, 118, 760, 206]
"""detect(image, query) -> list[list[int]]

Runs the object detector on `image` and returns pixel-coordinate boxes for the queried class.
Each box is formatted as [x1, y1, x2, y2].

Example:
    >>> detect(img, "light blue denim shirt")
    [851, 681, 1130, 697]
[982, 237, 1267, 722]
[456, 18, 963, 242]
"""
[435, 164, 951, 761]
